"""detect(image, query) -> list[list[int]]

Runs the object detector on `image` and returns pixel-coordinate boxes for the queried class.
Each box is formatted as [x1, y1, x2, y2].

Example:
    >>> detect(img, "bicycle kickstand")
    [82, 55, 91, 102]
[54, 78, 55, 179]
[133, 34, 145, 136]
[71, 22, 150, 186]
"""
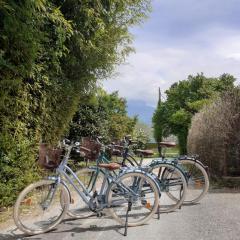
[157, 204, 160, 220]
[124, 201, 132, 236]
[179, 185, 183, 209]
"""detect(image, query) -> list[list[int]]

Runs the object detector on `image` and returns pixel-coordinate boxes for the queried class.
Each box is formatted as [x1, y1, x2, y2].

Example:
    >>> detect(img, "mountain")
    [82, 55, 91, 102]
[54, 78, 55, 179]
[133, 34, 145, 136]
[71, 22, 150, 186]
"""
[127, 100, 155, 126]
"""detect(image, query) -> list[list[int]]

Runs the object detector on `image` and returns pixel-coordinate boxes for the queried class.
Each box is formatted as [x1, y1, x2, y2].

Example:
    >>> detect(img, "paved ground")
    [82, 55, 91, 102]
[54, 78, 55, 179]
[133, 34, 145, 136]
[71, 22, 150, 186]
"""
[1, 192, 240, 240]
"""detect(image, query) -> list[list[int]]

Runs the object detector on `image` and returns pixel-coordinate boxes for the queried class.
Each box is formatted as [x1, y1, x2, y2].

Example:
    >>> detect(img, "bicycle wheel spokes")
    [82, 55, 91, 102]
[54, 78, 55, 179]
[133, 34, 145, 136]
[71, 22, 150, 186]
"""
[64, 168, 106, 218]
[107, 172, 159, 226]
[153, 165, 187, 213]
[179, 160, 209, 203]
[14, 180, 69, 235]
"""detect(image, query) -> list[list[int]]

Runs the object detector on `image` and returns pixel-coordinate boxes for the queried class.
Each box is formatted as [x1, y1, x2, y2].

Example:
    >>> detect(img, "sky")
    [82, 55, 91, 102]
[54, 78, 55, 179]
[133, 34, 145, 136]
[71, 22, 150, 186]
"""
[103, 0, 240, 124]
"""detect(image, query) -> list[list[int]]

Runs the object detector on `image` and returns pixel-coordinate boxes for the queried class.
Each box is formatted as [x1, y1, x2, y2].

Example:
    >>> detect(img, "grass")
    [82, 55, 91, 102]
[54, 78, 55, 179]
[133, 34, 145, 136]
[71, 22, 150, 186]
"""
[0, 206, 13, 224]
[151, 146, 179, 158]
[210, 176, 240, 191]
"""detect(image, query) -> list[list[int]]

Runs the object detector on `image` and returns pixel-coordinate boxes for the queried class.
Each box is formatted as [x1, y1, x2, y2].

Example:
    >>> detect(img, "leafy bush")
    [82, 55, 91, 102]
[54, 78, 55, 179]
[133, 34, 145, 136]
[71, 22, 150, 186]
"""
[0, 134, 40, 207]
[0, 0, 151, 207]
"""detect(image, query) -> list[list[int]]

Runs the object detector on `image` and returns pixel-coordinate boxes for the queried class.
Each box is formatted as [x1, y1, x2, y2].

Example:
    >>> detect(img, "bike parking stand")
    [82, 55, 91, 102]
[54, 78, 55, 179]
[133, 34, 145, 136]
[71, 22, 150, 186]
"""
[124, 201, 132, 236]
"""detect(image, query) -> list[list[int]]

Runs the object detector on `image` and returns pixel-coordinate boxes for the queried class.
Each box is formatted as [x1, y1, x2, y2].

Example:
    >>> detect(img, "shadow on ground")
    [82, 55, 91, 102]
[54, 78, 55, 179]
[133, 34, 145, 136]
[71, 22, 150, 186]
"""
[54, 224, 125, 236]
[0, 210, 180, 239]
[0, 218, 127, 239]
[0, 229, 40, 240]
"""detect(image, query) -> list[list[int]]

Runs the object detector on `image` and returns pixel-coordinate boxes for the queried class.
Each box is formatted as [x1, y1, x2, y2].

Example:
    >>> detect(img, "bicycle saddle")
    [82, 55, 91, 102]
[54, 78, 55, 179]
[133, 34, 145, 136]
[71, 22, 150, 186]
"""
[158, 142, 176, 148]
[98, 163, 121, 171]
[135, 149, 154, 156]
[111, 149, 122, 156]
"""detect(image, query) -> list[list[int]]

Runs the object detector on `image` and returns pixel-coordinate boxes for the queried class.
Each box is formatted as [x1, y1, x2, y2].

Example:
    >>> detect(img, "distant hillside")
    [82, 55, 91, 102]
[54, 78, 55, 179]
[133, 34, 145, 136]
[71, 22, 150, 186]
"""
[127, 100, 155, 126]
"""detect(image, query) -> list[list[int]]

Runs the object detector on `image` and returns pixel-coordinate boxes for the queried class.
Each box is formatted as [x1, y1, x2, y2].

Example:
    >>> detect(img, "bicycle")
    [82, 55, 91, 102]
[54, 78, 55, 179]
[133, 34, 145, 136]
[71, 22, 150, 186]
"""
[64, 137, 160, 220]
[13, 140, 160, 235]
[118, 136, 209, 206]
[75, 137, 187, 214]
[63, 137, 119, 219]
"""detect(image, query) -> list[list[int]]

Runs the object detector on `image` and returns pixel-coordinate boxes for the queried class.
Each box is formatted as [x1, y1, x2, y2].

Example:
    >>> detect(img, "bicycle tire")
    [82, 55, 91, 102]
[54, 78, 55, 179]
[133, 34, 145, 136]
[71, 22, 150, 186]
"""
[152, 163, 187, 213]
[14, 180, 70, 235]
[107, 171, 159, 226]
[179, 159, 209, 204]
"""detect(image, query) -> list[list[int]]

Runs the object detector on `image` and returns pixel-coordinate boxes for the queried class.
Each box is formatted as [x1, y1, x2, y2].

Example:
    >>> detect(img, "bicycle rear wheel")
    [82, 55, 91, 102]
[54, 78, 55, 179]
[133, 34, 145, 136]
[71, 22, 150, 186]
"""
[14, 180, 69, 235]
[179, 159, 209, 204]
[107, 171, 159, 226]
[153, 163, 187, 213]
[121, 157, 138, 167]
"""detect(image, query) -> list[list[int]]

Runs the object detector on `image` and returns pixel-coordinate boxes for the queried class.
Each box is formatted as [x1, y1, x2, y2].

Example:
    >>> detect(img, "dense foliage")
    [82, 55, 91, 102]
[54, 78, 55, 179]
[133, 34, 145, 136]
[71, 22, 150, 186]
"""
[68, 90, 137, 141]
[133, 121, 152, 143]
[152, 73, 235, 154]
[0, 0, 151, 207]
[188, 88, 240, 177]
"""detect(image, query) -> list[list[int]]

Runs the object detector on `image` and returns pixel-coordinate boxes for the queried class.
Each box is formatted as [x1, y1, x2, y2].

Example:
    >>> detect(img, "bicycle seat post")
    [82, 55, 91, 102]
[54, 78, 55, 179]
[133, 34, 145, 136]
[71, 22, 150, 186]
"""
[161, 146, 167, 160]
[139, 153, 144, 166]
[122, 137, 130, 166]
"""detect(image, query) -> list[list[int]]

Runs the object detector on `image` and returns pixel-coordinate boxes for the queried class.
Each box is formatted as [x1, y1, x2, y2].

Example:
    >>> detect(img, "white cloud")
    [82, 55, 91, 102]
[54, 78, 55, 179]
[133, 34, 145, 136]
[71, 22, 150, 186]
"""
[103, 12, 240, 107]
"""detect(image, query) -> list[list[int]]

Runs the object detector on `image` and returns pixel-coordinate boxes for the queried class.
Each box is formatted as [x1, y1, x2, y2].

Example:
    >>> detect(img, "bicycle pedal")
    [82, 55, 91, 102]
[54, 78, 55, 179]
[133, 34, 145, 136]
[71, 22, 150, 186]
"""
[141, 200, 152, 209]
[97, 212, 104, 217]
[145, 202, 152, 209]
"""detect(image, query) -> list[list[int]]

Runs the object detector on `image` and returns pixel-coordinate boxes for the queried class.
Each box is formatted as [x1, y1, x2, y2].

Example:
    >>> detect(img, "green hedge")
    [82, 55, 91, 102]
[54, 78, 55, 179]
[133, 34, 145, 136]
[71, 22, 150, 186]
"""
[0, 0, 151, 207]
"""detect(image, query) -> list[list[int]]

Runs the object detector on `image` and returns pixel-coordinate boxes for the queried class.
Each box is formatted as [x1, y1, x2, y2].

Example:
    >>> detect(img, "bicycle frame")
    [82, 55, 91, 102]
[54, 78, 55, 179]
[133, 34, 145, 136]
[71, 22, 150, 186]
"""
[47, 145, 157, 212]
[45, 146, 109, 209]
[14, 141, 162, 236]
[120, 143, 190, 182]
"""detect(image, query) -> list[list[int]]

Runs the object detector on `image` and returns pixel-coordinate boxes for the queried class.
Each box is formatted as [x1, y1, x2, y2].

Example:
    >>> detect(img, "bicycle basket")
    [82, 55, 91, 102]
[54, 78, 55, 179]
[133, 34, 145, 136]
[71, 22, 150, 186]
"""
[81, 137, 101, 161]
[38, 143, 63, 170]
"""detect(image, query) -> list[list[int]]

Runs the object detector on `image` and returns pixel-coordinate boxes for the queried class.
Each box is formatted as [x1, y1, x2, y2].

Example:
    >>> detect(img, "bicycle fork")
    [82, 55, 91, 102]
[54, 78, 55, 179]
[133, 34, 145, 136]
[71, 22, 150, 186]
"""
[41, 177, 61, 210]
[41, 182, 59, 210]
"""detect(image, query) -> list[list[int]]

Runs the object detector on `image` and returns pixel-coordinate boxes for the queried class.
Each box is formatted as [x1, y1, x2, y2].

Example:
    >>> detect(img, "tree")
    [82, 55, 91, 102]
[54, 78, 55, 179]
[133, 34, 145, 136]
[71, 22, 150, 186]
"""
[68, 90, 137, 142]
[133, 121, 153, 143]
[152, 102, 170, 155]
[153, 73, 235, 154]
[0, 0, 151, 207]
[0, 0, 73, 207]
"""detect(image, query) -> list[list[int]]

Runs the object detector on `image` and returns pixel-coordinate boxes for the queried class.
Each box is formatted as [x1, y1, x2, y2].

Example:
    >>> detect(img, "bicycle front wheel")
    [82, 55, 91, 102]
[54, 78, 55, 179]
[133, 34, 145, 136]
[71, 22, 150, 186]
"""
[107, 172, 159, 226]
[14, 180, 70, 235]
